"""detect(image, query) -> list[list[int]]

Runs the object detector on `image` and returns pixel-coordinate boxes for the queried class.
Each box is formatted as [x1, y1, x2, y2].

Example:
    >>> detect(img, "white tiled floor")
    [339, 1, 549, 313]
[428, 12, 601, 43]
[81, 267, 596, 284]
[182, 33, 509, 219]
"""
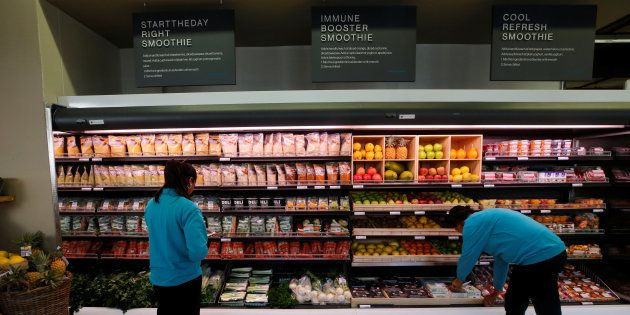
[76, 305, 630, 315]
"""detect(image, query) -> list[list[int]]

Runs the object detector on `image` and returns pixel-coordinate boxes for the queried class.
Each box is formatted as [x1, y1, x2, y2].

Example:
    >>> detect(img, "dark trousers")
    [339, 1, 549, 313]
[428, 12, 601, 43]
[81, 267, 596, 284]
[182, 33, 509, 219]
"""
[505, 251, 567, 315]
[154, 276, 202, 315]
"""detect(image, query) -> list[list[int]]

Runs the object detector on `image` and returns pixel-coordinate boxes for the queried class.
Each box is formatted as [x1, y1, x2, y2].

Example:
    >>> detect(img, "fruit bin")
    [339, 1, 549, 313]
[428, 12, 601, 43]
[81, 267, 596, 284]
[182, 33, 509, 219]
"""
[418, 136, 451, 160]
[384, 161, 416, 183]
[449, 160, 482, 183]
[352, 136, 385, 162]
[384, 136, 417, 161]
[352, 161, 384, 183]
[417, 160, 449, 183]
[450, 135, 482, 161]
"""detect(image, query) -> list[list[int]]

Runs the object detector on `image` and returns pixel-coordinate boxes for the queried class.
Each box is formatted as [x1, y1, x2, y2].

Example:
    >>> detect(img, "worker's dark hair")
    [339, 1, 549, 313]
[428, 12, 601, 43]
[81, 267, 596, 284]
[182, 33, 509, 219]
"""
[445, 205, 476, 227]
[154, 160, 197, 203]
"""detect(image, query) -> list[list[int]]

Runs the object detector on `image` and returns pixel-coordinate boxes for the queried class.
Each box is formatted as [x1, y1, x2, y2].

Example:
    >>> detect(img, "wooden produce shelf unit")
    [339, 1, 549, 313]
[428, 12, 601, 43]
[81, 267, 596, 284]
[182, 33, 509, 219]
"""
[352, 255, 460, 267]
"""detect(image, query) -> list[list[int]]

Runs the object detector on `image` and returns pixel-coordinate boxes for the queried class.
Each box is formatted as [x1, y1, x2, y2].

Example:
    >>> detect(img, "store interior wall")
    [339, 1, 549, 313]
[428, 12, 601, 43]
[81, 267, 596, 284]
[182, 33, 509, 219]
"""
[120, 45, 559, 94]
[0, 0, 122, 251]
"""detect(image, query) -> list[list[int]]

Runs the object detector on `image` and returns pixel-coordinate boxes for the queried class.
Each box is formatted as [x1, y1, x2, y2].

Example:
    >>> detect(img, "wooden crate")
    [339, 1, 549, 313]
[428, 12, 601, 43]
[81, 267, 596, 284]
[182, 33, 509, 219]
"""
[450, 135, 482, 160]
[449, 160, 482, 183]
[352, 136, 385, 183]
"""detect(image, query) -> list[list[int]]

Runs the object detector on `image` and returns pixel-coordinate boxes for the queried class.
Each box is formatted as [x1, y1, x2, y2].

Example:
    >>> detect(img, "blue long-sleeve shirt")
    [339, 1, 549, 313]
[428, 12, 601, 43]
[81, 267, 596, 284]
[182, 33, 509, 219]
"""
[145, 188, 208, 286]
[456, 208, 565, 290]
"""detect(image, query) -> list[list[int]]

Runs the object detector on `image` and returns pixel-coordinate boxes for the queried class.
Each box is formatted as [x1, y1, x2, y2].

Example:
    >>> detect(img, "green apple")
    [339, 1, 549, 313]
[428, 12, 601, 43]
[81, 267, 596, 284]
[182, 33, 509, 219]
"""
[419, 151, 427, 159]
[435, 151, 444, 159]
[427, 151, 436, 159]
[434, 143, 443, 152]
[418, 146, 425, 152]
[424, 144, 434, 152]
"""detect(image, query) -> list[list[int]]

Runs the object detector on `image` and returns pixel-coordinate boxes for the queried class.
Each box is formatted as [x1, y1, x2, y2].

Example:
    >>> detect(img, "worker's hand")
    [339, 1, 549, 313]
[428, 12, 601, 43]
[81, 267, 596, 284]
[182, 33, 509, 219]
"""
[483, 291, 500, 306]
[450, 278, 463, 290]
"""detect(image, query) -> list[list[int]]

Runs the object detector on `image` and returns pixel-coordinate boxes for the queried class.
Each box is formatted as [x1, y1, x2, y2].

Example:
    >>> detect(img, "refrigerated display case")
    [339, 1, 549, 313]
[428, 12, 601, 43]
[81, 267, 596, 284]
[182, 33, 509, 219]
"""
[47, 90, 630, 308]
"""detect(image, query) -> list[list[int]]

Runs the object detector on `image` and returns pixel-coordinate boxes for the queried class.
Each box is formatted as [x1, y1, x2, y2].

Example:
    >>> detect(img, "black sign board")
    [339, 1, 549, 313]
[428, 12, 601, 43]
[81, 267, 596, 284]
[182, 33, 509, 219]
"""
[312, 6, 416, 82]
[133, 11, 235, 87]
[491, 5, 596, 81]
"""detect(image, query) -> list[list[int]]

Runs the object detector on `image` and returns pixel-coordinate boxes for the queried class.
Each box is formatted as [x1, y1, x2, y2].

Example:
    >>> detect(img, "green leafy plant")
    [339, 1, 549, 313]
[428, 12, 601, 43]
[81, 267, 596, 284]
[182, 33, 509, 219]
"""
[268, 282, 297, 309]
[69, 271, 156, 314]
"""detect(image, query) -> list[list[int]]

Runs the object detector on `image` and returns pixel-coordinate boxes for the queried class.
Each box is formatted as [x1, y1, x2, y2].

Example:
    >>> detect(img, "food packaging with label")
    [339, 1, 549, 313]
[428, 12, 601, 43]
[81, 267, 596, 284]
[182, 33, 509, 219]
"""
[327, 133, 341, 156]
[276, 164, 286, 186]
[220, 133, 239, 157]
[182, 133, 196, 155]
[67, 136, 80, 157]
[79, 136, 94, 156]
[155, 134, 169, 156]
[238, 133, 254, 157]
[222, 164, 237, 186]
[108, 135, 127, 157]
[167, 134, 183, 155]
[53, 136, 65, 157]
[140, 134, 156, 155]
[92, 136, 110, 157]
[193, 133, 209, 155]
[340, 133, 352, 156]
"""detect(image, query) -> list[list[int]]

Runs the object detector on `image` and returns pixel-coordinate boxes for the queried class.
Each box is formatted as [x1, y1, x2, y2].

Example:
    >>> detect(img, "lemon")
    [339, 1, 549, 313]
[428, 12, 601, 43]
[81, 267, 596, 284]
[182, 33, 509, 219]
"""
[0, 257, 9, 266]
[365, 143, 375, 152]
[9, 255, 25, 264]
[360, 150, 366, 158]
[452, 168, 461, 176]
[462, 173, 472, 182]
[470, 174, 480, 182]
[374, 145, 383, 152]
[375, 151, 383, 159]
[0, 251, 8, 258]
[353, 143, 362, 151]
[353, 151, 363, 160]
[460, 166, 470, 174]
[366, 151, 375, 160]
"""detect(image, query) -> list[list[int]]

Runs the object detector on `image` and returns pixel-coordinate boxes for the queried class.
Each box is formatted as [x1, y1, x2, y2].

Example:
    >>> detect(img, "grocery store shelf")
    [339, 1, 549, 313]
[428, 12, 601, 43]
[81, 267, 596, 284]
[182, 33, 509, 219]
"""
[219, 233, 350, 240]
[567, 256, 603, 261]
[353, 204, 479, 212]
[556, 231, 605, 237]
[351, 297, 482, 307]
[352, 255, 460, 267]
[61, 234, 149, 239]
[221, 210, 351, 216]
[0, 195, 16, 203]
[484, 155, 613, 162]
[500, 207, 606, 214]
[612, 181, 630, 187]
[352, 228, 460, 238]
[56, 155, 351, 163]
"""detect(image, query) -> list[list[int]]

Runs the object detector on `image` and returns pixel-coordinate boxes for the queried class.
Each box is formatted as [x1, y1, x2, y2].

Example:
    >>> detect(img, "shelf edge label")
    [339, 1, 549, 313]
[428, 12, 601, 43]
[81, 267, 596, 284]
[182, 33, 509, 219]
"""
[414, 211, 425, 215]
[353, 185, 364, 189]
[484, 184, 495, 188]
[389, 211, 401, 215]
[451, 184, 463, 188]
[448, 236, 459, 240]
[354, 211, 366, 216]
[356, 236, 367, 240]
[520, 210, 532, 214]
[266, 186, 278, 190]
[593, 209, 604, 213]
[572, 183, 583, 187]
[540, 210, 551, 214]
[297, 185, 308, 190]
[414, 236, 426, 240]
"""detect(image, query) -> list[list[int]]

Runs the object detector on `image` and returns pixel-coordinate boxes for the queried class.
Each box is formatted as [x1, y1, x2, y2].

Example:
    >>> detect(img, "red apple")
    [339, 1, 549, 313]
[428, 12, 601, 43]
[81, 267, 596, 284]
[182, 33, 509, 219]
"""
[429, 168, 437, 176]
[419, 168, 429, 176]
[363, 174, 372, 181]
[367, 166, 377, 175]
[418, 175, 426, 182]
[395, 200, 403, 204]
[353, 174, 363, 181]
[436, 167, 445, 176]
[428, 200, 434, 204]
[356, 167, 366, 175]
[419, 200, 428, 204]
[435, 200, 443, 204]
[426, 175, 434, 180]
[372, 173, 383, 181]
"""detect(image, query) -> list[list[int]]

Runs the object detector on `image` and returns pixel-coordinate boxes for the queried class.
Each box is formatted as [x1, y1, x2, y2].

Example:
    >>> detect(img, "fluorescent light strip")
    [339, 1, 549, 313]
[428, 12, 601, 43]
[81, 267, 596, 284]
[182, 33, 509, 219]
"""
[52, 125, 625, 135]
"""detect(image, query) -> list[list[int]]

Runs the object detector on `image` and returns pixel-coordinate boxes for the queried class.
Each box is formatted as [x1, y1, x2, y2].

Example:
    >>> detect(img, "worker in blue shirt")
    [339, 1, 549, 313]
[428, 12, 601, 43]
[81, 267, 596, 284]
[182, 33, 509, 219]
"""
[448, 206, 567, 315]
[145, 161, 208, 315]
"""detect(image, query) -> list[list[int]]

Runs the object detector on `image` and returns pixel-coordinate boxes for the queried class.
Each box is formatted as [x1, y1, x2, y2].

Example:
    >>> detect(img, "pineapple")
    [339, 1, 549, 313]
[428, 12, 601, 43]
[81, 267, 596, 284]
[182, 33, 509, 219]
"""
[16, 231, 44, 256]
[40, 270, 64, 288]
[385, 138, 397, 159]
[26, 251, 49, 286]
[396, 138, 409, 159]
[50, 258, 66, 275]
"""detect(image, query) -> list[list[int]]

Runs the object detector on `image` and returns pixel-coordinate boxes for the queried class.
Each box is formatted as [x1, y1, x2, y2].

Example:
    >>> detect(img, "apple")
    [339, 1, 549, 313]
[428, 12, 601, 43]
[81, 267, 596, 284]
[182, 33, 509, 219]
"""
[435, 151, 444, 159]
[434, 143, 443, 152]
[420, 167, 429, 176]
[427, 151, 436, 159]
[395, 200, 403, 204]
[419, 151, 427, 159]
[367, 166, 377, 175]
[419, 200, 428, 204]
[418, 175, 426, 182]
[372, 173, 383, 181]
[411, 199, 419, 204]
[353, 174, 363, 181]
[424, 144, 434, 152]
[426, 175, 434, 180]
[363, 174, 372, 181]
[356, 167, 366, 175]
[428, 200, 434, 204]
[436, 167, 445, 176]
[429, 168, 437, 176]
